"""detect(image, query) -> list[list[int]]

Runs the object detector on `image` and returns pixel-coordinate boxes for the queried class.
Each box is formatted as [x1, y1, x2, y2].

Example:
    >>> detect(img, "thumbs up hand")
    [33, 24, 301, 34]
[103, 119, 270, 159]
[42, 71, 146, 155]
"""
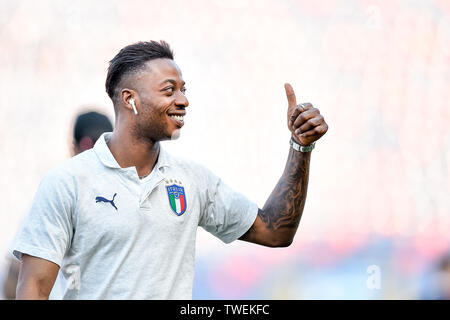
[284, 83, 328, 147]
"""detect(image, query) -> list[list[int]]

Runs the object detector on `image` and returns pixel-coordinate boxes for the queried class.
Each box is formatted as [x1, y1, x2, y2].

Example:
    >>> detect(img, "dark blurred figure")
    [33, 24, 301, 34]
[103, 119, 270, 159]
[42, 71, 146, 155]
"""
[435, 254, 450, 299]
[421, 252, 450, 300]
[3, 110, 113, 299]
[72, 111, 114, 156]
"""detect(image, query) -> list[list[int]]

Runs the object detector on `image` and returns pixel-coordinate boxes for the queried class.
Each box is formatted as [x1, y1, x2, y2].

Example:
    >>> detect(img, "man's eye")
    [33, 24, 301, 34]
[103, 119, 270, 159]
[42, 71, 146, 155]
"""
[164, 87, 174, 94]
[181, 87, 187, 94]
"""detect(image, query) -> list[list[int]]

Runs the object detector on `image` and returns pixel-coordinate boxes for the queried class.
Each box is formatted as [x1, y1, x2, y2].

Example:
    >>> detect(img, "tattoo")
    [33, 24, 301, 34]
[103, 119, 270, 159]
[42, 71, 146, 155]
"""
[259, 148, 311, 231]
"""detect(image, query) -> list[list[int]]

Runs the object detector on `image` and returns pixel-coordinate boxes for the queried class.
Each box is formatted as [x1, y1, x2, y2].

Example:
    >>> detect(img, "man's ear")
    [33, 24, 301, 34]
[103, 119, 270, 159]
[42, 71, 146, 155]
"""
[121, 89, 138, 113]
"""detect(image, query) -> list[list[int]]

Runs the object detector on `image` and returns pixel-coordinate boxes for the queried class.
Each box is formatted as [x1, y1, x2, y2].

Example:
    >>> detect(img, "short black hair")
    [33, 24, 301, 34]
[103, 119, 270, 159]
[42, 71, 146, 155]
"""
[73, 111, 113, 145]
[105, 40, 174, 101]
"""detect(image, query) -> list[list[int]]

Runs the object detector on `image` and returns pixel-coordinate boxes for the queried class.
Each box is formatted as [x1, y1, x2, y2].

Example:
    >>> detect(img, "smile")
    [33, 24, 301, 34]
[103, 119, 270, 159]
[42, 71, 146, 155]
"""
[169, 114, 185, 127]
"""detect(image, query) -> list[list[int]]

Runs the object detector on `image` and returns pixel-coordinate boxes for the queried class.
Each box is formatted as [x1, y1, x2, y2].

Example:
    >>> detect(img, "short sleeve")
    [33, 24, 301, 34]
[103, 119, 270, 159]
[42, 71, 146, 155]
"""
[198, 168, 258, 244]
[11, 169, 75, 267]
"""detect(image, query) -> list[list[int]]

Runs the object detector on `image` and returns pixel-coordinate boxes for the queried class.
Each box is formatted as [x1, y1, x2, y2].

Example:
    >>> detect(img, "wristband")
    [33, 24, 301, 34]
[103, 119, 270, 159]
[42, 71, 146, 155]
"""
[289, 138, 315, 153]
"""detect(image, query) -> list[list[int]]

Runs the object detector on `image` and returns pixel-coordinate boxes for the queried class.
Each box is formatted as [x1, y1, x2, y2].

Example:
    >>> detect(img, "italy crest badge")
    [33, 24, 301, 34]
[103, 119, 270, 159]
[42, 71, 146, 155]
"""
[165, 180, 187, 216]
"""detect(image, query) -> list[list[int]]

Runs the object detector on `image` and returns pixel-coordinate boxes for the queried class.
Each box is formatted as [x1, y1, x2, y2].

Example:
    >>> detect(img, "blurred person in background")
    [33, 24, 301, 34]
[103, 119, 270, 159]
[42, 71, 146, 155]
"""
[71, 111, 114, 156]
[2, 111, 113, 299]
[435, 254, 450, 299]
[421, 253, 450, 300]
[12, 40, 328, 300]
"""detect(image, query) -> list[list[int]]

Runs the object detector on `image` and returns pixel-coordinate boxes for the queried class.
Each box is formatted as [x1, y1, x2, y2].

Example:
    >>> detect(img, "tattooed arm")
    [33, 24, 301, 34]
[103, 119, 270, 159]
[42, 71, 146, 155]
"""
[239, 146, 311, 247]
[239, 84, 327, 247]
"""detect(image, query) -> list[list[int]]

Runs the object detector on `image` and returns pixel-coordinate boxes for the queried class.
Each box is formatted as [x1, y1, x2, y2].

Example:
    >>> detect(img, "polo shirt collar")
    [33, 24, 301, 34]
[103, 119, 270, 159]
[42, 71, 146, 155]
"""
[94, 132, 171, 170]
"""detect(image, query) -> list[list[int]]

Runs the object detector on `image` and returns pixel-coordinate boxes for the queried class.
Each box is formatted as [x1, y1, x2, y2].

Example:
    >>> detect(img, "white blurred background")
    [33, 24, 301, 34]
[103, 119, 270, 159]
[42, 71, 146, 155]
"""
[0, 0, 449, 299]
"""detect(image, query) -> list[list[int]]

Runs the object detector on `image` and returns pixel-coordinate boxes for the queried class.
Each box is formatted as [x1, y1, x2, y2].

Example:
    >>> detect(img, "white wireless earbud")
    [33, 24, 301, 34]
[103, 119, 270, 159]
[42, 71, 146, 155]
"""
[129, 98, 138, 115]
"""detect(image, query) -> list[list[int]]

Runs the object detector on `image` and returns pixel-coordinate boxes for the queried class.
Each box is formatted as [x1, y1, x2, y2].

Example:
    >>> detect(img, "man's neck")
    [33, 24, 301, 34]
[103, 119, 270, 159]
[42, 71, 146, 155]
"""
[107, 128, 160, 178]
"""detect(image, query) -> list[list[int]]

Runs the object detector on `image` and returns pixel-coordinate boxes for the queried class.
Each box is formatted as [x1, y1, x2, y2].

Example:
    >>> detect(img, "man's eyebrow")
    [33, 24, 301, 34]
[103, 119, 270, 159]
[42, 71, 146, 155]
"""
[160, 79, 186, 86]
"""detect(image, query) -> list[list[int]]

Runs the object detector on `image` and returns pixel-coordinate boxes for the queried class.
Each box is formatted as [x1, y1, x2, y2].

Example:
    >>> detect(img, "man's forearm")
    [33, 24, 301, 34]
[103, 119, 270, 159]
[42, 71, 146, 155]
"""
[239, 84, 326, 248]
[259, 146, 311, 244]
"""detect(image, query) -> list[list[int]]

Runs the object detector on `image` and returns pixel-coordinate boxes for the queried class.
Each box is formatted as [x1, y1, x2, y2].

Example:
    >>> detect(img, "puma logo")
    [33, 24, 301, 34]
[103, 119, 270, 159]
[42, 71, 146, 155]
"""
[95, 193, 118, 211]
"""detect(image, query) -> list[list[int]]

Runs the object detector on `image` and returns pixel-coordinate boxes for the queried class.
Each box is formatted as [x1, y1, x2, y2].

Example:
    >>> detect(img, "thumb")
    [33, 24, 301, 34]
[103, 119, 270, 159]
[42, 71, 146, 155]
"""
[284, 83, 297, 114]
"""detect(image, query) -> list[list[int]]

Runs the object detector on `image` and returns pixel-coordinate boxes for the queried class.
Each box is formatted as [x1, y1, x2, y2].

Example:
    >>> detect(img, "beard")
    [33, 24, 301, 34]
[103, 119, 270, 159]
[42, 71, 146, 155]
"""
[131, 101, 180, 144]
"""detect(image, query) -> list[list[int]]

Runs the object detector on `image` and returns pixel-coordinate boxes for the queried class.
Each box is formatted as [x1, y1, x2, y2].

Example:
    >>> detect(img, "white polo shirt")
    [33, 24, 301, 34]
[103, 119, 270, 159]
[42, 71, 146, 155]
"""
[12, 133, 258, 299]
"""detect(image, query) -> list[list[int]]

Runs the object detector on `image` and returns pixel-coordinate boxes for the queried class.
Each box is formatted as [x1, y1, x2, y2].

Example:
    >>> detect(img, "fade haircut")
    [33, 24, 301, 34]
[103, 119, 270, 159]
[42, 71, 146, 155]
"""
[105, 40, 174, 102]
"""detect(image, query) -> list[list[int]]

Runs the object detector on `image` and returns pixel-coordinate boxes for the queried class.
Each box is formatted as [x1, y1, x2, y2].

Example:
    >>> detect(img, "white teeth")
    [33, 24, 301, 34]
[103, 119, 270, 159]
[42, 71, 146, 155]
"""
[170, 115, 184, 121]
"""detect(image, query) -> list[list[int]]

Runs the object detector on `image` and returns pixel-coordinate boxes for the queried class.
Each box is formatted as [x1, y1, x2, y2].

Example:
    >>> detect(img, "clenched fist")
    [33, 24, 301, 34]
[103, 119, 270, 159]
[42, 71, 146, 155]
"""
[285, 83, 328, 147]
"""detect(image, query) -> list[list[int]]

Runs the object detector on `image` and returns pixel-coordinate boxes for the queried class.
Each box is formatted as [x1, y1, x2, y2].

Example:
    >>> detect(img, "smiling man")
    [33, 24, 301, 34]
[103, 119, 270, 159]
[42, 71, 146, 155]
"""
[13, 41, 328, 299]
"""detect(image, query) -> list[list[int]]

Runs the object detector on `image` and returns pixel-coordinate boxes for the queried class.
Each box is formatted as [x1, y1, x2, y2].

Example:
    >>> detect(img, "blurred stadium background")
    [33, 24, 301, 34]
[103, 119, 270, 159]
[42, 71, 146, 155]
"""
[0, 0, 449, 299]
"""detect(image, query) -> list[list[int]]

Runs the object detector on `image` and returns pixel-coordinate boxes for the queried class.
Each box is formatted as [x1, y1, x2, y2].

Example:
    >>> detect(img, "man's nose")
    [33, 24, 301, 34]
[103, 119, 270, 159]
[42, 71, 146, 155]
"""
[175, 91, 189, 108]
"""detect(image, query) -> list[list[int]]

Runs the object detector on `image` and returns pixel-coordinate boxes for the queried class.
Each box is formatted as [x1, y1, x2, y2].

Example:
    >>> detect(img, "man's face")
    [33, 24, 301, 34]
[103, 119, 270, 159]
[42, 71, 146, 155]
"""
[132, 58, 188, 142]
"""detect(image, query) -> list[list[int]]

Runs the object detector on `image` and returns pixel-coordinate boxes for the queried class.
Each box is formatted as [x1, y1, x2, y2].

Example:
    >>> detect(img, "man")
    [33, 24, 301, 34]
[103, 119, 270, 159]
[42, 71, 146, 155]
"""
[71, 111, 114, 156]
[13, 41, 328, 299]
[4, 110, 112, 299]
